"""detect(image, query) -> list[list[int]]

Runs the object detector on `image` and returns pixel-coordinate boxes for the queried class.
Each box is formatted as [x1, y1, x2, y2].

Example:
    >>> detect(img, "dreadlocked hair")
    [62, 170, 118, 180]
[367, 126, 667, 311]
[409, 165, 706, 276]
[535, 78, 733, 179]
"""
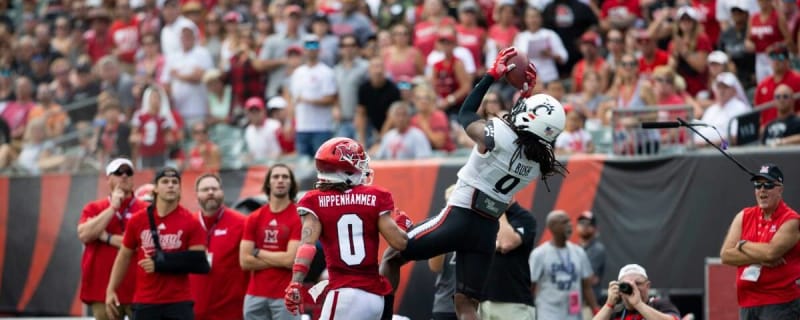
[501, 113, 567, 183]
[315, 182, 352, 192]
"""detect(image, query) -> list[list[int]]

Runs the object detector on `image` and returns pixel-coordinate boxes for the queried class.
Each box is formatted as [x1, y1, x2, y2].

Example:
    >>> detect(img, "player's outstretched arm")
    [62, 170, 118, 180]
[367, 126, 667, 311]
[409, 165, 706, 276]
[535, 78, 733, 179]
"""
[378, 212, 409, 251]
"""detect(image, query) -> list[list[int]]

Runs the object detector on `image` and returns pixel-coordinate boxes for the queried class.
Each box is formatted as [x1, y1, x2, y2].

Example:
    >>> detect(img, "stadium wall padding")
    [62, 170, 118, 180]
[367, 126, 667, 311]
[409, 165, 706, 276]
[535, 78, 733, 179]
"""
[0, 150, 798, 316]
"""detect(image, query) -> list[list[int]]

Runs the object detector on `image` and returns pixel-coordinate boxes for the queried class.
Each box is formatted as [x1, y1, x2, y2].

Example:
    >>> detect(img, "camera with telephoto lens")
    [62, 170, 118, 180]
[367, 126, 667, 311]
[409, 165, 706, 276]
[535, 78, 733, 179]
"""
[619, 282, 633, 295]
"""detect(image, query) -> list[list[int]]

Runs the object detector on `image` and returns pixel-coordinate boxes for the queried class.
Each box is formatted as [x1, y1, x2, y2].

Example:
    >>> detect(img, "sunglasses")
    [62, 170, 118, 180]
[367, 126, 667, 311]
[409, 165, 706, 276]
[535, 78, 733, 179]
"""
[484, 99, 500, 104]
[654, 77, 671, 83]
[340, 42, 357, 48]
[622, 61, 638, 67]
[769, 53, 788, 61]
[112, 169, 134, 177]
[753, 181, 781, 190]
[775, 94, 793, 100]
[608, 37, 624, 43]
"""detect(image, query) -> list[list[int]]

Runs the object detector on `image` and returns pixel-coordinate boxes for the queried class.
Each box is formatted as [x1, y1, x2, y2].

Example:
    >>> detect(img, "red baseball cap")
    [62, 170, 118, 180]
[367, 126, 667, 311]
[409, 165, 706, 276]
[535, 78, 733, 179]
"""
[284, 4, 302, 16]
[580, 30, 601, 47]
[223, 11, 241, 23]
[245, 97, 265, 110]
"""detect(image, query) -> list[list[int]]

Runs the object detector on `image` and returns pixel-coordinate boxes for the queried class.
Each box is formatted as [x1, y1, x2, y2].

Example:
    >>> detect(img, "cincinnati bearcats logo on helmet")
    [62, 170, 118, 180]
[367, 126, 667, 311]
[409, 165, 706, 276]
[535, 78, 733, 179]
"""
[532, 102, 555, 116]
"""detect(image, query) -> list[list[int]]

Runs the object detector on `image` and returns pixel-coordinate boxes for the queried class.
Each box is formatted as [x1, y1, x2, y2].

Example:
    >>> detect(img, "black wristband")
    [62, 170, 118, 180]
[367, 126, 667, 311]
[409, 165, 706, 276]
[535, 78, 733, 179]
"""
[106, 234, 112, 245]
[252, 248, 260, 257]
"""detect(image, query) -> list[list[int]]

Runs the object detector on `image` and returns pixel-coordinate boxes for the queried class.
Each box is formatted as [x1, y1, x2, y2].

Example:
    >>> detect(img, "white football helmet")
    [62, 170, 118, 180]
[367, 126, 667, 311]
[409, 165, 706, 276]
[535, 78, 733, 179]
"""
[509, 94, 565, 143]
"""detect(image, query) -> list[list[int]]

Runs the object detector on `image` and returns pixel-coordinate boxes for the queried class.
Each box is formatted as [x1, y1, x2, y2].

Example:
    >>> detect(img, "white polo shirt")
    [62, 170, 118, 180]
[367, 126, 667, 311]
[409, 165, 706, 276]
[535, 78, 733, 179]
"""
[289, 62, 337, 132]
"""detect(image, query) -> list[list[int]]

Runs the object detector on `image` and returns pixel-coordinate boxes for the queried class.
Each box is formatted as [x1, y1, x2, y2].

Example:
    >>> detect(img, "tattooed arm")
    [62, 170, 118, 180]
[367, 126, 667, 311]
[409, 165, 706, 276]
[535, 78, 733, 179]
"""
[290, 214, 322, 283]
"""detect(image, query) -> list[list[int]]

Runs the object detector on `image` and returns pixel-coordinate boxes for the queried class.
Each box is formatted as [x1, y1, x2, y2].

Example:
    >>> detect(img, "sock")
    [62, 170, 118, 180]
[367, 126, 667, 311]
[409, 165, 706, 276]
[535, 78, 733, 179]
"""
[381, 294, 395, 320]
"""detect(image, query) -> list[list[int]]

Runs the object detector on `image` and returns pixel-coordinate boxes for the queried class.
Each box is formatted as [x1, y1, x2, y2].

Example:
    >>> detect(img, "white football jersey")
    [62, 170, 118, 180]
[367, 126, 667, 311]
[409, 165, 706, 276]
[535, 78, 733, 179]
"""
[449, 117, 541, 210]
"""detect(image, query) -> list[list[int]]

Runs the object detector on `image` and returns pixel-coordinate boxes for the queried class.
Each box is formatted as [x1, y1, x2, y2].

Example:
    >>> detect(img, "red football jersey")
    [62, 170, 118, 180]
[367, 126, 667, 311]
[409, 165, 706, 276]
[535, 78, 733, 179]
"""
[189, 208, 249, 320]
[242, 203, 301, 298]
[79, 197, 148, 304]
[121, 205, 205, 304]
[297, 185, 395, 296]
[749, 10, 785, 53]
[456, 25, 486, 69]
[132, 113, 173, 157]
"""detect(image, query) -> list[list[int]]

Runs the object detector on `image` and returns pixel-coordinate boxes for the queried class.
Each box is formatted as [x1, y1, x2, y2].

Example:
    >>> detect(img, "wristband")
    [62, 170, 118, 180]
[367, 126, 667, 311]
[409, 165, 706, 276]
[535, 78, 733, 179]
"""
[252, 248, 260, 257]
[106, 234, 112, 245]
[292, 244, 317, 275]
[606, 303, 614, 308]
[737, 240, 747, 252]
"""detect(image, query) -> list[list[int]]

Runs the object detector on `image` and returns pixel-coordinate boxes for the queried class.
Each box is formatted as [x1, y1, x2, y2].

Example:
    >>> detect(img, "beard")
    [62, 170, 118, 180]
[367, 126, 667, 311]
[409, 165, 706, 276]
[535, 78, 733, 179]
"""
[201, 197, 222, 211]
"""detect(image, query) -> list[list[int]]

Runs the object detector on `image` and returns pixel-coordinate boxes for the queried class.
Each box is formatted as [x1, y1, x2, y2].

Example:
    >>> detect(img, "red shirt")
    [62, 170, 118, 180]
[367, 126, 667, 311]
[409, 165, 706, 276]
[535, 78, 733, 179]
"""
[79, 197, 148, 304]
[638, 50, 670, 76]
[693, 0, 720, 45]
[121, 205, 205, 304]
[432, 56, 461, 103]
[455, 24, 486, 69]
[753, 70, 800, 125]
[411, 111, 455, 152]
[487, 24, 519, 50]
[571, 57, 607, 92]
[242, 203, 301, 298]
[132, 113, 172, 157]
[84, 29, 113, 63]
[736, 201, 800, 307]
[189, 208, 249, 320]
[749, 10, 785, 53]
[297, 185, 395, 296]
[601, 0, 641, 19]
[413, 17, 456, 57]
[277, 121, 296, 154]
[110, 18, 140, 64]
[669, 35, 712, 96]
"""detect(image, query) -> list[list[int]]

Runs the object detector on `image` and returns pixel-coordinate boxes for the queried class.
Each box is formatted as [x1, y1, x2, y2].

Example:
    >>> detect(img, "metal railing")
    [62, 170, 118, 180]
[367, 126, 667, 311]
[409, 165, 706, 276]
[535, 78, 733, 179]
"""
[608, 105, 695, 156]
[727, 92, 800, 145]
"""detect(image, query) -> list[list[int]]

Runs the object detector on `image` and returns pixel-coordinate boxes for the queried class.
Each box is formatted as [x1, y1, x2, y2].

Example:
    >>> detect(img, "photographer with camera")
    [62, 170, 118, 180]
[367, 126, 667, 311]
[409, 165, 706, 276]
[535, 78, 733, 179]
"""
[593, 264, 681, 320]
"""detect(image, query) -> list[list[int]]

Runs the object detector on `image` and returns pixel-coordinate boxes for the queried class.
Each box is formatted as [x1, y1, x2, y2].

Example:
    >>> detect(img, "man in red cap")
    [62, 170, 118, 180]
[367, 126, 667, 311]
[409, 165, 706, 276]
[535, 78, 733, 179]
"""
[243, 97, 283, 162]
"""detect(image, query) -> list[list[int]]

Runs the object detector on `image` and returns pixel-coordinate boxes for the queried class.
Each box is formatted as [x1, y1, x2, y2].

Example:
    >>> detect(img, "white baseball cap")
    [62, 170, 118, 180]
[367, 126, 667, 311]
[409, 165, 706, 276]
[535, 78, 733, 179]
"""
[708, 51, 729, 65]
[618, 264, 648, 280]
[676, 6, 700, 21]
[267, 96, 287, 109]
[105, 158, 134, 176]
[715, 72, 739, 88]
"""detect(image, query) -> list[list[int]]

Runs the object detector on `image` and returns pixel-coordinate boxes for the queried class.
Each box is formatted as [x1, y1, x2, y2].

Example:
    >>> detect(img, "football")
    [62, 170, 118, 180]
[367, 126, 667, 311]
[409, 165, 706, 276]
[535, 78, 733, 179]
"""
[505, 53, 530, 90]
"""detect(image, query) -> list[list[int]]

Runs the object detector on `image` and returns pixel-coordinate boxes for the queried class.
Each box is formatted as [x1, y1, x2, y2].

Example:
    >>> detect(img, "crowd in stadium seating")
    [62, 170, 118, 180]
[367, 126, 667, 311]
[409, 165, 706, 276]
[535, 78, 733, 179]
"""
[1, 0, 800, 175]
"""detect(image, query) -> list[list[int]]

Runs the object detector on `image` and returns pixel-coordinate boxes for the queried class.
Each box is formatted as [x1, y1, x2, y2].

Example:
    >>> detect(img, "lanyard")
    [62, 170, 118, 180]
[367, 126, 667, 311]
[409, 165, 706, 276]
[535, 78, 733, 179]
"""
[111, 197, 136, 230]
[198, 207, 225, 245]
[556, 247, 571, 267]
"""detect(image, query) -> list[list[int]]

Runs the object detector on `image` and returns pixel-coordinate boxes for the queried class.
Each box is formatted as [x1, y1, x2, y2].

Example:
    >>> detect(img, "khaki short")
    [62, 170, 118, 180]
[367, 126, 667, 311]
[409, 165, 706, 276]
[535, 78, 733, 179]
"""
[90, 302, 133, 320]
[479, 301, 536, 320]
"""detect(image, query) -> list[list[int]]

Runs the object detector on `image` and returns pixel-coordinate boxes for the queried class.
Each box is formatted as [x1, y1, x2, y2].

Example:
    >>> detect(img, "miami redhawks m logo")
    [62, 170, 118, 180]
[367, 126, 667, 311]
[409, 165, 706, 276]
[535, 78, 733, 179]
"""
[337, 143, 363, 165]
[265, 229, 279, 244]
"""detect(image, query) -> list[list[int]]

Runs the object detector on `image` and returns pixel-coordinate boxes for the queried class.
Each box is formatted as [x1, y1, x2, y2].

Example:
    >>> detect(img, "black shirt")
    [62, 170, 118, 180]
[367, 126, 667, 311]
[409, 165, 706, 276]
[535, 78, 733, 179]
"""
[762, 114, 800, 145]
[718, 26, 756, 90]
[482, 202, 537, 305]
[357, 78, 400, 132]
[542, 0, 598, 75]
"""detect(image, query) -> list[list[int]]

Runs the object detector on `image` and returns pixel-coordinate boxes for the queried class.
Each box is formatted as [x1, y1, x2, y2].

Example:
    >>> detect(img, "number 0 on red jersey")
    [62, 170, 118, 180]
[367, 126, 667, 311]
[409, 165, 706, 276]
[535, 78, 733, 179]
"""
[297, 184, 395, 296]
